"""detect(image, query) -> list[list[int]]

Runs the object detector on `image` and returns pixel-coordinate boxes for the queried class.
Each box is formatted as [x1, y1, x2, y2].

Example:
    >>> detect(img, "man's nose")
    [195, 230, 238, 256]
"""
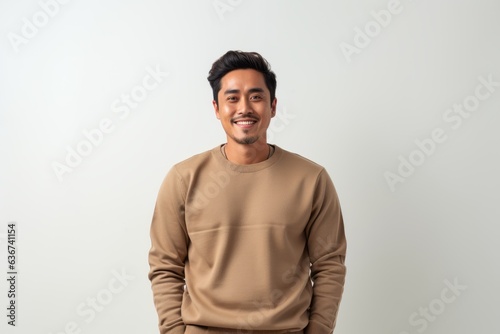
[237, 98, 253, 114]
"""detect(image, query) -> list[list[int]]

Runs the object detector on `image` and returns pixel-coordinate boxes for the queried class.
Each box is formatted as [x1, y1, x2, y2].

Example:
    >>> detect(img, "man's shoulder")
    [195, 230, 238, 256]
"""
[169, 146, 219, 177]
[278, 146, 325, 173]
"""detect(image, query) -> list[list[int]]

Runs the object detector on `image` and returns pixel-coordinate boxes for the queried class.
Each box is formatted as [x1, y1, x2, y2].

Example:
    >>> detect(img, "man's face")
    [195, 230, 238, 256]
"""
[213, 69, 276, 145]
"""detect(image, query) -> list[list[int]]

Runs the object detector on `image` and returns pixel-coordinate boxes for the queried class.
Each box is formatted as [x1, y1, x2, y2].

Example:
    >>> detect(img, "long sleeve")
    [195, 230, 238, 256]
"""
[148, 166, 189, 334]
[304, 169, 347, 334]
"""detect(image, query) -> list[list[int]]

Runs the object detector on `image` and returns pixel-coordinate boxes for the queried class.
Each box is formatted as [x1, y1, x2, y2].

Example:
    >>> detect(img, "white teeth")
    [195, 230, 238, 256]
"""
[236, 121, 255, 125]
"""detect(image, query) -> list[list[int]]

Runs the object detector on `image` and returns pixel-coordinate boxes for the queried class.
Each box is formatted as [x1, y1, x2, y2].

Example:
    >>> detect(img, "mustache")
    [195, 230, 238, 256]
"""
[232, 115, 259, 122]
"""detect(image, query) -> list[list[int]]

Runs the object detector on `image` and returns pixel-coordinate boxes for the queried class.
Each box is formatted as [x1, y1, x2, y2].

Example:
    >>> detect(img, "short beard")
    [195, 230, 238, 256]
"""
[232, 134, 259, 145]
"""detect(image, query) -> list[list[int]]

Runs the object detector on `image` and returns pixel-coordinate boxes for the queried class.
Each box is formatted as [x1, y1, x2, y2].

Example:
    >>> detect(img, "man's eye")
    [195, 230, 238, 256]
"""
[250, 95, 263, 100]
[227, 96, 237, 101]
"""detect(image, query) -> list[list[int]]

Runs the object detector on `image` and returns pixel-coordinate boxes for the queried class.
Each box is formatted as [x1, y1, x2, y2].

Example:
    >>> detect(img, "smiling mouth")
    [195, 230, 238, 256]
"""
[233, 119, 257, 128]
[235, 120, 256, 125]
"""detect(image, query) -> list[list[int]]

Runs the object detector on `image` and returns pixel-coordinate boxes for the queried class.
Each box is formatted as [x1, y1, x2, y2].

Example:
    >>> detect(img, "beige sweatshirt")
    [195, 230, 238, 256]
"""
[148, 145, 347, 334]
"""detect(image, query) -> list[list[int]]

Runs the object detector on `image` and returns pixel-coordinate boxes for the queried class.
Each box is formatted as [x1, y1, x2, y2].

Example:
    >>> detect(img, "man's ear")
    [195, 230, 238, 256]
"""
[213, 100, 220, 119]
[271, 98, 277, 118]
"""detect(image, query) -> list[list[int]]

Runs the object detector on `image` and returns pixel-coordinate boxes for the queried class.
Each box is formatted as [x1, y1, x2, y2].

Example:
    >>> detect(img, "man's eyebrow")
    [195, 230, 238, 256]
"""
[223, 89, 240, 95]
[223, 87, 266, 95]
[248, 87, 265, 94]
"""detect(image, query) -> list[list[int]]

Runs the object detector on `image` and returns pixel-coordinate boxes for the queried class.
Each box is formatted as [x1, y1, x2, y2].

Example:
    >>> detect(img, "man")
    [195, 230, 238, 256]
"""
[148, 50, 347, 334]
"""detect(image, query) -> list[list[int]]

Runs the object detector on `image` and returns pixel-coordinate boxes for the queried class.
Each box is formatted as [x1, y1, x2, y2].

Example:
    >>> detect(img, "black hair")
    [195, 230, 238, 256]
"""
[207, 50, 277, 106]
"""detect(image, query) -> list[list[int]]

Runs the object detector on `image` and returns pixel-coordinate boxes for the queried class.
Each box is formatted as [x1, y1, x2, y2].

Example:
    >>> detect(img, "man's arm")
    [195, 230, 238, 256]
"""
[304, 169, 347, 334]
[148, 167, 189, 334]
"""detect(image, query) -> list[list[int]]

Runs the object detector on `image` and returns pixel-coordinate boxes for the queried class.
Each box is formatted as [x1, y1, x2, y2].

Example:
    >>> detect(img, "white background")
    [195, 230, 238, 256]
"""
[1, 0, 499, 333]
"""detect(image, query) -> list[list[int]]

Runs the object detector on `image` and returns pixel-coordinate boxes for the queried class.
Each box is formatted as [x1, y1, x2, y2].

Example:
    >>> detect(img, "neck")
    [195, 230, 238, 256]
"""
[224, 141, 271, 165]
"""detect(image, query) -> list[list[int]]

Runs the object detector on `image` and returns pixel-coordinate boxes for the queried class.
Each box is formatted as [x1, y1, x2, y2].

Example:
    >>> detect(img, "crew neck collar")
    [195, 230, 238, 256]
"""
[212, 144, 282, 173]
